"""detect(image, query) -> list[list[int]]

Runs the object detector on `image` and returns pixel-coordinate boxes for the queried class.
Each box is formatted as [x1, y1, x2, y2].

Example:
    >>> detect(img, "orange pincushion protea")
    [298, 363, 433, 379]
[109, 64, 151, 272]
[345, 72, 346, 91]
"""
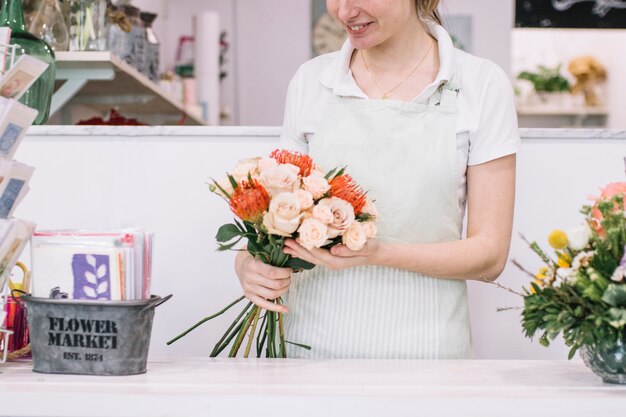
[329, 174, 367, 215]
[229, 180, 270, 223]
[270, 149, 314, 176]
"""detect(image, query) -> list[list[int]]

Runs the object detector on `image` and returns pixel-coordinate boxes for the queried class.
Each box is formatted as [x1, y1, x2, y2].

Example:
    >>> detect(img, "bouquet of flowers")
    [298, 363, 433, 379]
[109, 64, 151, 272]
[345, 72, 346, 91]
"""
[515, 180, 626, 364]
[168, 149, 377, 357]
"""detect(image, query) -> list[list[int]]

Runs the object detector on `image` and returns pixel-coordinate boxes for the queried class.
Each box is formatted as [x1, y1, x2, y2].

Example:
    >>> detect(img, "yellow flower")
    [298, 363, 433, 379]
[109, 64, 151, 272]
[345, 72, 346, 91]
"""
[557, 253, 571, 268]
[548, 229, 569, 250]
[535, 266, 549, 280]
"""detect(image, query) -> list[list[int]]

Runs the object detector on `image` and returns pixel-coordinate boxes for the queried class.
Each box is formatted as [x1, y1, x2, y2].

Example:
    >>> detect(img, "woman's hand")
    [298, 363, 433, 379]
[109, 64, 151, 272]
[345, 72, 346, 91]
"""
[235, 251, 291, 313]
[283, 239, 381, 270]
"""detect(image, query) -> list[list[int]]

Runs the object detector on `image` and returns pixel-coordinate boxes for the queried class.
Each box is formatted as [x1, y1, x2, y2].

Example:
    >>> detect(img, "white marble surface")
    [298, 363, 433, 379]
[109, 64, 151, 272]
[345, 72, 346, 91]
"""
[0, 359, 625, 417]
[24, 125, 626, 140]
[25, 125, 283, 139]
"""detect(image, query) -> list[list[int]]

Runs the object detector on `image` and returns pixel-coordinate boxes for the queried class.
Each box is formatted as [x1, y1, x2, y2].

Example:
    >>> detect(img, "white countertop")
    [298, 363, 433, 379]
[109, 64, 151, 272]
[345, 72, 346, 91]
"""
[23, 125, 626, 140]
[1, 359, 625, 417]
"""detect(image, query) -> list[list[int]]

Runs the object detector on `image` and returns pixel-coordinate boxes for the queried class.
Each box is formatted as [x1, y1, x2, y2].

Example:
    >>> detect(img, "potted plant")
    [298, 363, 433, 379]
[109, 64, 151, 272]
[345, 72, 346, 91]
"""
[517, 64, 571, 106]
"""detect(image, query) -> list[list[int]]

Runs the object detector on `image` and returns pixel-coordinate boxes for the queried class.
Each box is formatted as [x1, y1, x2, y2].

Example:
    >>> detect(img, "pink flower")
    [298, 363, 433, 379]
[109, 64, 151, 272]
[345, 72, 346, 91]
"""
[262, 192, 302, 236]
[363, 221, 377, 239]
[295, 189, 314, 211]
[318, 197, 355, 238]
[297, 218, 328, 249]
[589, 182, 626, 234]
[312, 204, 333, 224]
[259, 164, 300, 196]
[302, 172, 331, 199]
[342, 222, 367, 251]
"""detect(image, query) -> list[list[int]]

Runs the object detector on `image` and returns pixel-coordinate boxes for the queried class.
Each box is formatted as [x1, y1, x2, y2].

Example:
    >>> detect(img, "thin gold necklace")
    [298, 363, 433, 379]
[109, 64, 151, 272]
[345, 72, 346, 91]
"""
[361, 40, 434, 100]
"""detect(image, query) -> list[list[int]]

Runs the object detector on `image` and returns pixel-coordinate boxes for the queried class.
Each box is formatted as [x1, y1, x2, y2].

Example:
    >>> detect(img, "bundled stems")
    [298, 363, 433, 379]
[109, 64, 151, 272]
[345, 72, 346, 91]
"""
[210, 301, 253, 356]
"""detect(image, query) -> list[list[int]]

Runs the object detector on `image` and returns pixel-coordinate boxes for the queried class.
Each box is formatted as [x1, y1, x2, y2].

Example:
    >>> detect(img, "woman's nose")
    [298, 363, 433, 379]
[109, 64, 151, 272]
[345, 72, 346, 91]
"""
[335, 0, 361, 23]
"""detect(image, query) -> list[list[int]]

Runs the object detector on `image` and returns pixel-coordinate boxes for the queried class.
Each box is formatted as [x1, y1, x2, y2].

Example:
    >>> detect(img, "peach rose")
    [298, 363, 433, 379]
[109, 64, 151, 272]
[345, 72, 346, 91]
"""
[258, 157, 278, 173]
[342, 221, 367, 251]
[270, 192, 301, 220]
[295, 189, 314, 211]
[233, 157, 261, 183]
[318, 197, 355, 238]
[297, 218, 329, 249]
[312, 204, 333, 224]
[262, 192, 302, 236]
[361, 198, 378, 218]
[363, 221, 377, 239]
[259, 164, 300, 196]
[302, 172, 331, 199]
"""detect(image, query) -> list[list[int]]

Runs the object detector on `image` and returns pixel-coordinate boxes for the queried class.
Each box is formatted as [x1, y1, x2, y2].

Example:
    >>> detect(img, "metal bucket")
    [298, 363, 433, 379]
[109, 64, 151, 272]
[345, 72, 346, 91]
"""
[20, 294, 172, 375]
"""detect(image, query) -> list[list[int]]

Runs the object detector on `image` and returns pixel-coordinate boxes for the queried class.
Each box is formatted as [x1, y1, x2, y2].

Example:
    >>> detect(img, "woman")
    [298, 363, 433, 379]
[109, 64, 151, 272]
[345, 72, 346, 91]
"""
[235, 0, 519, 359]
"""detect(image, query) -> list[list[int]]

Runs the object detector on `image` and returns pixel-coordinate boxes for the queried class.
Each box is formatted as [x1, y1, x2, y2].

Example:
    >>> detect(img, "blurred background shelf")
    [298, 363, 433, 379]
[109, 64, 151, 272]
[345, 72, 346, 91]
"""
[51, 51, 205, 126]
[516, 105, 608, 128]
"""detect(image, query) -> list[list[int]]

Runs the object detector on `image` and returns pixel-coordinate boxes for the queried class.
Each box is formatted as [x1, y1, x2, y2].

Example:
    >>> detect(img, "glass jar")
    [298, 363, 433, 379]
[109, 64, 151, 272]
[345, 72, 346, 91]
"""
[580, 334, 626, 384]
[68, 0, 107, 51]
[29, 0, 70, 51]
[118, 5, 144, 73]
[140, 12, 159, 82]
[0, 0, 56, 125]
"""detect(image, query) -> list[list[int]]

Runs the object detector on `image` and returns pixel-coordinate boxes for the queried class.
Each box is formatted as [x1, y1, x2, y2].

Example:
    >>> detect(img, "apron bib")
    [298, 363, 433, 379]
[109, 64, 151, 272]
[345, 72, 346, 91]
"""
[284, 83, 472, 359]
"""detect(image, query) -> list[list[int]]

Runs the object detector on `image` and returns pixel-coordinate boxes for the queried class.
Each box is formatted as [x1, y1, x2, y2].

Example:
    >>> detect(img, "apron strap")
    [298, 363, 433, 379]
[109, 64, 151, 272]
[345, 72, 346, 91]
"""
[428, 81, 460, 111]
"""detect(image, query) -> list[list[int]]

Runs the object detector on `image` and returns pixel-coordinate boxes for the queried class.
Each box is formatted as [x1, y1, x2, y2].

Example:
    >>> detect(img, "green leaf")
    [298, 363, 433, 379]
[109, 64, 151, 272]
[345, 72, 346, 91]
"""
[567, 345, 579, 360]
[218, 237, 243, 251]
[285, 257, 316, 270]
[228, 174, 238, 190]
[324, 167, 338, 180]
[608, 308, 626, 328]
[216, 224, 243, 242]
[602, 284, 626, 307]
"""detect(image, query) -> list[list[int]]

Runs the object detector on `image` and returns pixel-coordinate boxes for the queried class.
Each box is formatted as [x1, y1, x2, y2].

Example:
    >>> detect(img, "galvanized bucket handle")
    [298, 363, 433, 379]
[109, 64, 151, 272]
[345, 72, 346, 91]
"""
[9, 289, 27, 308]
[140, 294, 173, 314]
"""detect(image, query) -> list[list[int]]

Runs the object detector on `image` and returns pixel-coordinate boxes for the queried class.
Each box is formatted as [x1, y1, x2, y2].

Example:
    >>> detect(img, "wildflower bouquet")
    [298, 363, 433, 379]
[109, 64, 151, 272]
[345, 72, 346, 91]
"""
[518, 181, 626, 361]
[168, 149, 377, 357]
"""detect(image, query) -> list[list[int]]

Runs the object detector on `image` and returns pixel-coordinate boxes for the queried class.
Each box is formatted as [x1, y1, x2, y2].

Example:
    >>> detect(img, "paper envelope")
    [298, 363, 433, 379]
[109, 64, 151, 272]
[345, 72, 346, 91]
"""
[31, 245, 123, 300]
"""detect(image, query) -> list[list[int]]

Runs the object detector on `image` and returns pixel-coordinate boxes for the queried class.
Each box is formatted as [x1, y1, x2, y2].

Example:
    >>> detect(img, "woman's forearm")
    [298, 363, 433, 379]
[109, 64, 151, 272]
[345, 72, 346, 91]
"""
[373, 236, 510, 282]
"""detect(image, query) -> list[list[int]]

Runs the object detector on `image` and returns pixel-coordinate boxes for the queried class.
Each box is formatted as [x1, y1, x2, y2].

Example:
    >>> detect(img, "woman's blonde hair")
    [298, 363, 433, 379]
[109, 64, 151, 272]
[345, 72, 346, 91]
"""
[417, 0, 442, 25]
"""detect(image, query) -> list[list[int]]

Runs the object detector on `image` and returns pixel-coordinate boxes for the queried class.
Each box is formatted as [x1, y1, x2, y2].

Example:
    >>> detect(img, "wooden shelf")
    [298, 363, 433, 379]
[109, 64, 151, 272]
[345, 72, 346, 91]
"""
[51, 51, 206, 125]
[516, 105, 608, 117]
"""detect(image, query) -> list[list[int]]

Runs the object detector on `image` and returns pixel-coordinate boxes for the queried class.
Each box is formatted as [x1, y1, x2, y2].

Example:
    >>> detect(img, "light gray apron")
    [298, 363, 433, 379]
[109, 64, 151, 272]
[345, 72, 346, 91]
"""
[284, 82, 472, 359]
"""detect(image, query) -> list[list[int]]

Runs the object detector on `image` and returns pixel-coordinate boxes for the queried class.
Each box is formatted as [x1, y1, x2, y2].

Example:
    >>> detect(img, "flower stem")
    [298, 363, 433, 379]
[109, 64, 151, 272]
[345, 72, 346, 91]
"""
[209, 301, 253, 356]
[210, 319, 244, 357]
[277, 298, 287, 358]
[256, 313, 268, 357]
[167, 295, 246, 345]
[229, 307, 256, 357]
[244, 307, 261, 358]
[267, 310, 276, 358]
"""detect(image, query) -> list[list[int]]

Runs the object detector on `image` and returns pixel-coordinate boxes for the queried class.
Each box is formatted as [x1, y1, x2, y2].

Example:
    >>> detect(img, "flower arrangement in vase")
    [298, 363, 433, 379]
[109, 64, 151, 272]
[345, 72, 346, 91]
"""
[512, 162, 626, 383]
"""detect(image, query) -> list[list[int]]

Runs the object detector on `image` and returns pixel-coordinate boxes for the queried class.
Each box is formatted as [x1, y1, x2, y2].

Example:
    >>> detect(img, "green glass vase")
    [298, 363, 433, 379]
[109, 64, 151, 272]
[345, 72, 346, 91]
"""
[0, 0, 56, 124]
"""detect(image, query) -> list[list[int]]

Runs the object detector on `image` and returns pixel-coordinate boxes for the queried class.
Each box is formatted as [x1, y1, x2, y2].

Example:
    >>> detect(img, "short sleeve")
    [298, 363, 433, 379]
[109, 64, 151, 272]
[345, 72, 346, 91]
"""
[279, 68, 309, 154]
[467, 65, 521, 166]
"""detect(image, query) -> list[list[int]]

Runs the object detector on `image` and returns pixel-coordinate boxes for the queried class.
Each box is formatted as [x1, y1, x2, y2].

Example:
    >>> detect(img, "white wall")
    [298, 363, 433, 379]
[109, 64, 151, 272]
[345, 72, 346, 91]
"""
[442, 0, 514, 76]
[14, 126, 626, 360]
[234, 0, 311, 126]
